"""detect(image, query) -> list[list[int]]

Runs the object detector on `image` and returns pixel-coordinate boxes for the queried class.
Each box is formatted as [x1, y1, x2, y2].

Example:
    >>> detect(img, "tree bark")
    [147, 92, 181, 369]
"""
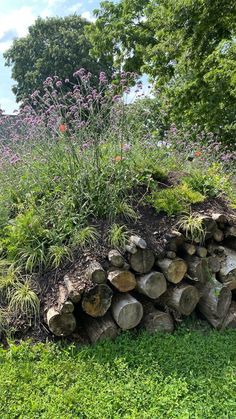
[198, 277, 232, 329]
[86, 261, 107, 284]
[157, 258, 187, 284]
[159, 283, 200, 315]
[130, 235, 147, 249]
[207, 256, 221, 273]
[129, 248, 155, 274]
[221, 302, 236, 329]
[81, 284, 113, 317]
[108, 269, 136, 292]
[57, 285, 74, 314]
[186, 256, 208, 283]
[141, 302, 174, 333]
[112, 293, 143, 330]
[47, 308, 76, 336]
[136, 271, 167, 299]
[218, 247, 236, 290]
[83, 313, 119, 344]
[64, 275, 82, 304]
[108, 250, 125, 268]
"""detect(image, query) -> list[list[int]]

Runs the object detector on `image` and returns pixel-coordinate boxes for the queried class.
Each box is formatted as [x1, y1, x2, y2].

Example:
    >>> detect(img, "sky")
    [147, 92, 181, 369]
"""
[0, 0, 101, 113]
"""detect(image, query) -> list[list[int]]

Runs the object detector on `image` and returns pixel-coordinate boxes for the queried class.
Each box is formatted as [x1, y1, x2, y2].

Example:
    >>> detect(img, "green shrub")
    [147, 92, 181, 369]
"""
[149, 184, 205, 216]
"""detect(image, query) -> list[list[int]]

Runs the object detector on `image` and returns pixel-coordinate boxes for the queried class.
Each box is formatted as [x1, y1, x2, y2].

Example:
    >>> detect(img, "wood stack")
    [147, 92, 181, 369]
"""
[45, 212, 236, 342]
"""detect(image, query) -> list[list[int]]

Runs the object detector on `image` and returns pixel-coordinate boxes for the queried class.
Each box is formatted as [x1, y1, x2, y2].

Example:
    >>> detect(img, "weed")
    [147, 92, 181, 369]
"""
[70, 226, 100, 249]
[48, 245, 73, 268]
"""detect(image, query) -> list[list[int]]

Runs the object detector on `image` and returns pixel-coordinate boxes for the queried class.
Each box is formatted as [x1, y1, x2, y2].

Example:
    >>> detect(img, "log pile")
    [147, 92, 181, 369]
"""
[45, 212, 236, 342]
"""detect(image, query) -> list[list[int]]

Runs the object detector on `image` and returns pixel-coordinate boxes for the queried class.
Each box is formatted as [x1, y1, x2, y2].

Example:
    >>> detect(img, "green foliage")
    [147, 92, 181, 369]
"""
[4, 15, 113, 102]
[185, 164, 231, 198]
[0, 330, 236, 417]
[70, 226, 100, 250]
[108, 224, 130, 249]
[89, 0, 236, 144]
[9, 279, 39, 323]
[149, 184, 205, 216]
[177, 213, 206, 244]
[48, 245, 73, 269]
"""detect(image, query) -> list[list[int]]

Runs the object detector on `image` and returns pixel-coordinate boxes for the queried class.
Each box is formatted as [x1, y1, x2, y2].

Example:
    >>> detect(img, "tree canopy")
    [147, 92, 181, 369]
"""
[88, 0, 236, 143]
[4, 15, 113, 102]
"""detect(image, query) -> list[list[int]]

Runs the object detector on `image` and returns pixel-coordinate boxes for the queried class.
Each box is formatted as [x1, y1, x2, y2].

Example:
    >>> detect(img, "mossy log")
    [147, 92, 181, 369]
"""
[81, 284, 113, 317]
[198, 277, 232, 329]
[129, 248, 155, 274]
[86, 261, 106, 284]
[83, 313, 119, 344]
[141, 302, 174, 333]
[182, 243, 196, 256]
[108, 270, 136, 292]
[207, 256, 221, 273]
[47, 308, 76, 336]
[213, 228, 224, 242]
[196, 247, 207, 258]
[112, 293, 143, 330]
[157, 258, 187, 284]
[136, 271, 167, 299]
[218, 247, 236, 290]
[159, 283, 200, 316]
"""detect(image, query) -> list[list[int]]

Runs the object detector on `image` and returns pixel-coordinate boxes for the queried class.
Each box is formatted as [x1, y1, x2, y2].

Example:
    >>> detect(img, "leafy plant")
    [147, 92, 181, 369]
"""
[108, 224, 130, 249]
[9, 279, 40, 323]
[184, 164, 231, 198]
[70, 226, 100, 250]
[149, 184, 205, 216]
[177, 213, 206, 244]
[48, 245, 73, 269]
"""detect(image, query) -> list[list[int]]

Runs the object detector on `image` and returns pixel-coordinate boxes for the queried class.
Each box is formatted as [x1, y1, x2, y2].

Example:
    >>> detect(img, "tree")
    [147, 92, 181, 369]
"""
[88, 0, 236, 143]
[4, 15, 113, 102]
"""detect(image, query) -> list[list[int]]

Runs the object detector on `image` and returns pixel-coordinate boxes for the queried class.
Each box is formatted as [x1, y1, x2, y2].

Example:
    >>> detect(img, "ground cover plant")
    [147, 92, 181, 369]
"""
[0, 69, 235, 332]
[1, 328, 236, 418]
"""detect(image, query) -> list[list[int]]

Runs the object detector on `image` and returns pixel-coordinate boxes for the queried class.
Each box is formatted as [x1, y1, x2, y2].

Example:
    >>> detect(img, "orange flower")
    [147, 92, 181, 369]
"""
[194, 150, 202, 157]
[113, 155, 123, 162]
[59, 123, 67, 133]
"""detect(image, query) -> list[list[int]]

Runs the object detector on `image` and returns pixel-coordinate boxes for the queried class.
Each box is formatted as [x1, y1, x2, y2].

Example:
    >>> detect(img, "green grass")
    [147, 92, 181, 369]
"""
[1, 329, 236, 418]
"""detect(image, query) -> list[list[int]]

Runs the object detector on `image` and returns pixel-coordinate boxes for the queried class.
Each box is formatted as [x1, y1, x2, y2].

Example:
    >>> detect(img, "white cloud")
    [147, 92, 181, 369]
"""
[0, 97, 19, 114]
[81, 11, 96, 22]
[0, 7, 35, 52]
[68, 2, 83, 13]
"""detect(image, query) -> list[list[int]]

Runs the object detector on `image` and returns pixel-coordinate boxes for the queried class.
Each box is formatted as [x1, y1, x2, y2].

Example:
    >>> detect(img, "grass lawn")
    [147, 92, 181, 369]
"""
[1, 329, 236, 418]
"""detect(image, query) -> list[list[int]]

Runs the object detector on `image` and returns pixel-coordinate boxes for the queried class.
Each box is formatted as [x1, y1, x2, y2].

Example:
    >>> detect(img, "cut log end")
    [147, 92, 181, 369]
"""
[141, 304, 174, 334]
[157, 258, 187, 284]
[130, 248, 155, 274]
[47, 308, 76, 336]
[82, 284, 113, 317]
[108, 269, 136, 292]
[83, 313, 119, 344]
[136, 271, 167, 299]
[112, 293, 143, 330]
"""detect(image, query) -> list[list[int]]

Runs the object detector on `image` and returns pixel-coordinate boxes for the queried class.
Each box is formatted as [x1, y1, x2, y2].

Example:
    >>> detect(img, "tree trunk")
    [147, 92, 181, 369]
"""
[64, 275, 82, 304]
[108, 270, 136, 292]
[221, 302, 236, 329]
[112, 293, 143, 330]
[57, 285, 74, 314]
[186, 256, 208, 283]
[157, 258, 187, 284]
[83, 313, 119, 344]
[47, 308, 76, 336]
[108, 249, 126, 268]
[86, 261, 107, 284]
[141, 302, 174, 333]
[129, 248, 155, 274]
[218, 247, 236, 290]
[81, 284, 113, 317]
[198, 277, 232, 329]
[159, 283, 200, 315]
[136, 271, 167, 299]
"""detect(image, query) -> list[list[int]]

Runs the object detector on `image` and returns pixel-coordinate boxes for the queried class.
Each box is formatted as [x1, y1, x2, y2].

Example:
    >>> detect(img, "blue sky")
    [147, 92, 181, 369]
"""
[0, 0, 101, 113]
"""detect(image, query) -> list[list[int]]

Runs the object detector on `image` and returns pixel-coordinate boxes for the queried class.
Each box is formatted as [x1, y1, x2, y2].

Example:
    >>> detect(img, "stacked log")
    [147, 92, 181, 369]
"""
[45, 212, 236, 342]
